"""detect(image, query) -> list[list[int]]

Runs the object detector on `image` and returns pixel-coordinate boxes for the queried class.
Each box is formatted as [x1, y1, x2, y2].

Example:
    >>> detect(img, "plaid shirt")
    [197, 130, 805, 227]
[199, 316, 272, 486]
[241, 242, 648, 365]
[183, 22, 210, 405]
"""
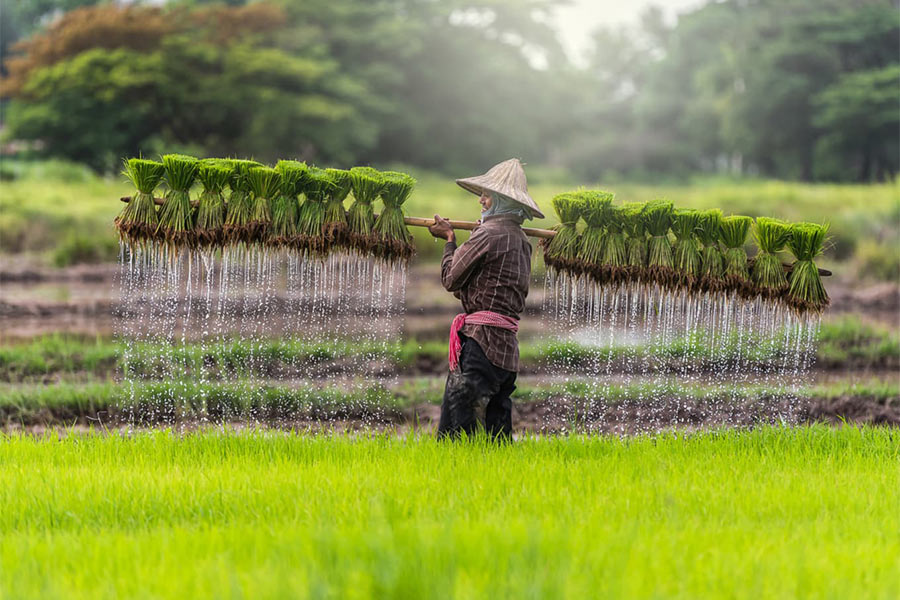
[441, 214, 532, 372]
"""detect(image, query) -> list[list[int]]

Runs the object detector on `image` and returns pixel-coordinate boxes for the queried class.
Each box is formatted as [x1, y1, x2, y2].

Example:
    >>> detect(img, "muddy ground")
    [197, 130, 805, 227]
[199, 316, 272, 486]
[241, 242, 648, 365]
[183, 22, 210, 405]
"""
[4, 392, 898, 435]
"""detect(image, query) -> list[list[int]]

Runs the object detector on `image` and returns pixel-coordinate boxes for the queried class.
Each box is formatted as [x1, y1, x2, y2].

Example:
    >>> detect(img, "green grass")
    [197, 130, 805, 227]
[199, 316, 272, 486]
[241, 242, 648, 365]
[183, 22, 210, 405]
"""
[1, 162, 897, 267]
[0, 427, 897, 599]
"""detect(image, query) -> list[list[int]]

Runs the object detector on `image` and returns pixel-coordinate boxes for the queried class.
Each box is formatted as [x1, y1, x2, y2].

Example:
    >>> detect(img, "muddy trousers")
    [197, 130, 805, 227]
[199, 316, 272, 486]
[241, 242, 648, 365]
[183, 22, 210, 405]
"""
[437, 335, 517, 440]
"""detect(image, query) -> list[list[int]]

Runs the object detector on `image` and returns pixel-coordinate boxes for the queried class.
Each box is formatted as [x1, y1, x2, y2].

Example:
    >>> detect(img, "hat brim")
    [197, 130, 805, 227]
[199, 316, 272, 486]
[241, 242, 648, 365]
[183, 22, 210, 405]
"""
[455, 179, 545, 220]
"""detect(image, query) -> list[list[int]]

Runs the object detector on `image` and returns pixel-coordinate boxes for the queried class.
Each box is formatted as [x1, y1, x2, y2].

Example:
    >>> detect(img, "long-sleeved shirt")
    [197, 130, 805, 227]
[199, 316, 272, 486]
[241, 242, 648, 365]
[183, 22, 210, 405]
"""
[440, 214, 532, 372]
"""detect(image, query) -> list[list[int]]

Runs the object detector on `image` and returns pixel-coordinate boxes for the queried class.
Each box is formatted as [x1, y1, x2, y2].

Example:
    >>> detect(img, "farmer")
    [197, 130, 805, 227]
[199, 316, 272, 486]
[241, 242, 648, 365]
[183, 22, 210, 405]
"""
[427, 158, 545, 440]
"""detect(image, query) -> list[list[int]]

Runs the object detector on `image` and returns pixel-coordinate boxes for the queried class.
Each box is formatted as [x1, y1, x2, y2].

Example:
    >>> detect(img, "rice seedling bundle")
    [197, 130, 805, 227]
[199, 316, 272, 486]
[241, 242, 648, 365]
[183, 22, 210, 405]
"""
[117, 158, 165, 245]
[157, 154, 200, 249]
[719, 215, 753, 287]
[601, 205, 627, 281]
[269, 161, 306, 247]
[323, 168, 352, 248]
[194, 160, 232, 248]
[576, 191, 613, 279]
[787, 222, 829, 312]
[622, 202, 647, 272]
[672, 208, 702, 285]
[752, 217, 791, 295]
[697, 209, 725, 288]
[223, 159, 263, 246]
[372, 171, 417, 262]
[643, 200, 675, 284]
[246, 166, 281, 244]
[295, 167, 332, 256]
[542, 193, 582, 273]
[347, 166, 384, 254]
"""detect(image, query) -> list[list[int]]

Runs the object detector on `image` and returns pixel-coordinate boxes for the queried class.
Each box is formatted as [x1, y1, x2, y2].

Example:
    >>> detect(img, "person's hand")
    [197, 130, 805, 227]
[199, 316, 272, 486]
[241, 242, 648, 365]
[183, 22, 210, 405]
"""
[428, 214, 455, 242]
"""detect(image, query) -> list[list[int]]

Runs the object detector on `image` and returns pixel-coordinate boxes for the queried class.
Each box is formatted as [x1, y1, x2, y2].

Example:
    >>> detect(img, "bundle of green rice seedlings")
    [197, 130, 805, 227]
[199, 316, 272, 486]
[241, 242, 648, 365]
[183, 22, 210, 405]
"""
[347, 166, 384, 254]
[696, 208, 725, 291]
[323, 168, 352, 248]
[672, 208, 703, 287]
[157, 154, 200, 249]
[116, 158, 165, 245]
[295, 166, 332, 256]
[372, 171, 417, 262]
[223, 159, 263, 246]
[719, 215, 753, 293]
[751, 217, 791, 296]
[621, 202, 647, 278]
[269, 160, 307, 247]
[541, 192, 582, 274]
[575, 190, 613, 280]
[643, 199, 675, 286]
[246, 166, 281, 244]
[601, 205, 628, 283]
[786, 222, 829, 313]
[194, 159, 232, 248]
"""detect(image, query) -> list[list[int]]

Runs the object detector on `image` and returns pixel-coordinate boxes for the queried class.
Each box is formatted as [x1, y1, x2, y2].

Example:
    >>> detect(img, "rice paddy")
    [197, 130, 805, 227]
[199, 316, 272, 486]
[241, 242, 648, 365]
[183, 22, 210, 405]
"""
[2, 160, 897, 599]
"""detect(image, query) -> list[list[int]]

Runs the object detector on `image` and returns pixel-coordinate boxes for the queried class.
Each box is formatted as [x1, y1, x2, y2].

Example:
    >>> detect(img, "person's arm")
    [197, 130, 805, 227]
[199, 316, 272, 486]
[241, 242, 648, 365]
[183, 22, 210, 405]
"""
[440, 226, 489, 292]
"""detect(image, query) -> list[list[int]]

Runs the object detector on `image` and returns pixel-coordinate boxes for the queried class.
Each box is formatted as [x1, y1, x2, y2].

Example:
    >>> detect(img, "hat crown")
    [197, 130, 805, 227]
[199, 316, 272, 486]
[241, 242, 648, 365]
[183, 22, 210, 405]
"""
[455, 158, 544, 219]
[485, 159, 527, 191]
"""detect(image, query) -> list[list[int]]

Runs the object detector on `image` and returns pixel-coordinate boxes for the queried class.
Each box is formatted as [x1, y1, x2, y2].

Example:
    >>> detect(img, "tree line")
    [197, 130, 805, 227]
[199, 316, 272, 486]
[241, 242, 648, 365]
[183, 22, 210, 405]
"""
[1, 0, 897, 181]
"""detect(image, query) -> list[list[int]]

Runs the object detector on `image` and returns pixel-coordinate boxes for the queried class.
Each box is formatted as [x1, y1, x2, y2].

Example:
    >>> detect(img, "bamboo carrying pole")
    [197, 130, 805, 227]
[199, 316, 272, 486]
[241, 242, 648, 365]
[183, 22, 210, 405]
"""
[119, 196, 830, 275]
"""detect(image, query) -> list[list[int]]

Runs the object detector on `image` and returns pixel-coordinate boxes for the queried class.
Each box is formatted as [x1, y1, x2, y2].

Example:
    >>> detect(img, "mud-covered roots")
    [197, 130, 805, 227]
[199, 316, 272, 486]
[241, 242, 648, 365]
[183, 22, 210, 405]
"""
[372, 237, 416, 263]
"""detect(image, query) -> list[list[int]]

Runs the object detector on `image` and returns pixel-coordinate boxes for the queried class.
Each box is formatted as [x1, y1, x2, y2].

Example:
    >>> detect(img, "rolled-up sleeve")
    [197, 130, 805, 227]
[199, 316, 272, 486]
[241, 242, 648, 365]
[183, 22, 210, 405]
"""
[440, 229, 489, 292]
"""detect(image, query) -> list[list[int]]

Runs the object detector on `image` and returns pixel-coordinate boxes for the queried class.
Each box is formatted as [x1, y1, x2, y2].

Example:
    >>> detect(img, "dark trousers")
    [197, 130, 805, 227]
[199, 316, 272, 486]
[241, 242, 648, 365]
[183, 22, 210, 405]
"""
[437, 334, 517, 440]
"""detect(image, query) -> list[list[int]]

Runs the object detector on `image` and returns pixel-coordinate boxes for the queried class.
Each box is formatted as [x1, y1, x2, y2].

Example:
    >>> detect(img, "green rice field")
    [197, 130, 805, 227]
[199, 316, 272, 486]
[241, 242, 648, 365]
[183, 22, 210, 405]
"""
[1, 426, 897, 599]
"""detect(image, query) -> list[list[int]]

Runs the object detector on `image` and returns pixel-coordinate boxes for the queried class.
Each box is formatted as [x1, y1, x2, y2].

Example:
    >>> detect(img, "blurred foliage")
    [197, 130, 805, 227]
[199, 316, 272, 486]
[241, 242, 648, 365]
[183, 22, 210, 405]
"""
[0, 0, 898, 182]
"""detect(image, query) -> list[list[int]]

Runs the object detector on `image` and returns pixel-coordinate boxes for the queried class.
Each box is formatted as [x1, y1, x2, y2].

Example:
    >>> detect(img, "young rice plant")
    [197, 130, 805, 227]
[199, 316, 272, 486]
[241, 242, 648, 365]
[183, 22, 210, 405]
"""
[117, 158, 165, 245]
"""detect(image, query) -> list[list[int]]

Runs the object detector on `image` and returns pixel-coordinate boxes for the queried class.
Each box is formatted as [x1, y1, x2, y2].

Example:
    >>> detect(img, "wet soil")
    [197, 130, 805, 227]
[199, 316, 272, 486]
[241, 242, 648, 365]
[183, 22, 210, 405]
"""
[4, 392, 897, 434]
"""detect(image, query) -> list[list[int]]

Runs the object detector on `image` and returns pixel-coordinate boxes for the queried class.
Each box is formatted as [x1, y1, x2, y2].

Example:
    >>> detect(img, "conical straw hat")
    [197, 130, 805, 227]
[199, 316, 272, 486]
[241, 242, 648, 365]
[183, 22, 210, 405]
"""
[455, 158, 544, 220]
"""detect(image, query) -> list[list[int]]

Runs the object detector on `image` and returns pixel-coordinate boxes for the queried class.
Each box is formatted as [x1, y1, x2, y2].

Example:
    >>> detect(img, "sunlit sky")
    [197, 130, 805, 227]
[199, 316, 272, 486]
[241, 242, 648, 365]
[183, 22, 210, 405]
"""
[552, 0, 704, 63]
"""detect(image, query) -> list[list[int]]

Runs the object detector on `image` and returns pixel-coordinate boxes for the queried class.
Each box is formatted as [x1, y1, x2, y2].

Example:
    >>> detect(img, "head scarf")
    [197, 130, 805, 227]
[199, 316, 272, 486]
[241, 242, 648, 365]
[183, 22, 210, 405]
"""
[482, 193, 532, 223]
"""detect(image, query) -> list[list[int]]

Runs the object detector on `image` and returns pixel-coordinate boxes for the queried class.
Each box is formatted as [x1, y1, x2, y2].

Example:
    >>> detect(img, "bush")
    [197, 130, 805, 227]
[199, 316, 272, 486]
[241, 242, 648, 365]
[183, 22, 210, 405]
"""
[52, 233, 119, 267]
[854, 239, 900, 282]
